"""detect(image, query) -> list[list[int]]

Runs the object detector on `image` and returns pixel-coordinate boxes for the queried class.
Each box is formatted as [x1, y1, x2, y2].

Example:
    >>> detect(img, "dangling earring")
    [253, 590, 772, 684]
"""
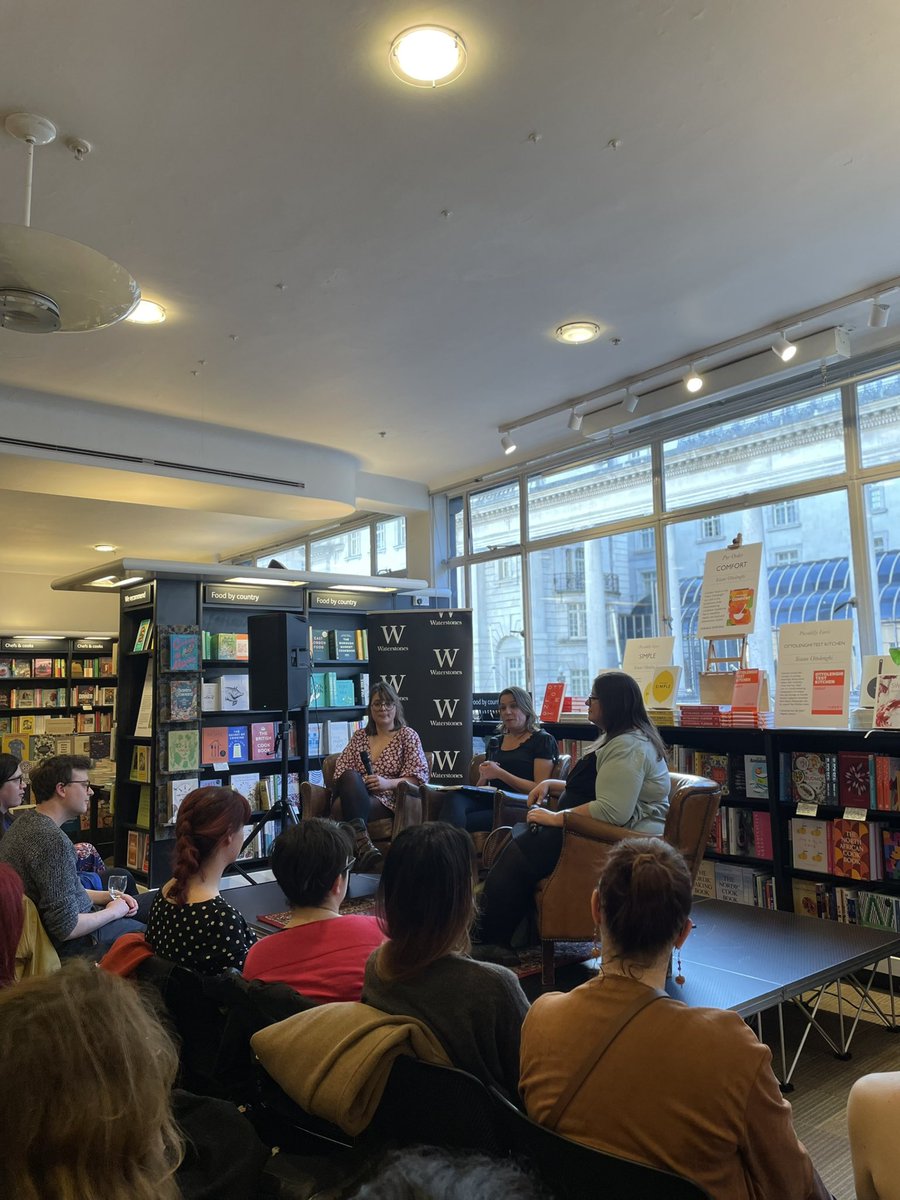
[591, 923, 601, 961]
[675, 947, 685, 987]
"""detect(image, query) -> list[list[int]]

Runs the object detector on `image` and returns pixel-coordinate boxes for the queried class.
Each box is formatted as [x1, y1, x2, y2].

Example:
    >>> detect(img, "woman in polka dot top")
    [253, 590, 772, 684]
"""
[146, 786, 256, 975]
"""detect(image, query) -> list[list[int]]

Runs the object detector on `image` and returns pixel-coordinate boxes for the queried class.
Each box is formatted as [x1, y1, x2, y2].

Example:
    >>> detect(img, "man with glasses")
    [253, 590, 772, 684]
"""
[0, 755, 149, 956]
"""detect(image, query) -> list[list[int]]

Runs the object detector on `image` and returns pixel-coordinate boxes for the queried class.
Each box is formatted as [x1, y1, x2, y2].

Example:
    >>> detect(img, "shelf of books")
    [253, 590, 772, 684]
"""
[307, 605, 371, 785]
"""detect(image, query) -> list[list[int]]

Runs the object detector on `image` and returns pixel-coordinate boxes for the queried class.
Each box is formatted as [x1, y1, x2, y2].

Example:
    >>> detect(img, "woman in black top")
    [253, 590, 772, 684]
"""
[438, 687, 558, 832]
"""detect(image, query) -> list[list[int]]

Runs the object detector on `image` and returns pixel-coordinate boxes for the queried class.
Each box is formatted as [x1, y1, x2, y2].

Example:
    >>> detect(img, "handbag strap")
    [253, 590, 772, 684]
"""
[543, 985, 668, 1130]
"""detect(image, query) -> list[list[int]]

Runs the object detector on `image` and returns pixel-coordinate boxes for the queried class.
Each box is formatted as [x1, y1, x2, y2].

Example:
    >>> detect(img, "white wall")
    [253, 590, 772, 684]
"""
[2, 572, 118, 635]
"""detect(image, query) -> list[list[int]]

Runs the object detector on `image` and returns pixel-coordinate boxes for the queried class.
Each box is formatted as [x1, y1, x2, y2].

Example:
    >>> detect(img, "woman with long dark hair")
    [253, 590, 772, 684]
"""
[477, 670, 670, 950]
[361, 822, 529, 1101]
[0, 753, 26, 835]
[520, 839, 830, 1200]
[438, 686, 558, 832]
[146, 785, 256, 974]
[332, 681, 429, 871]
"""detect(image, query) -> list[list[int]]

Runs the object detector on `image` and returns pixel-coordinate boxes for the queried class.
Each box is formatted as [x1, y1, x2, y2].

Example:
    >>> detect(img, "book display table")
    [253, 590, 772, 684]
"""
[673, 899, 900, 1087]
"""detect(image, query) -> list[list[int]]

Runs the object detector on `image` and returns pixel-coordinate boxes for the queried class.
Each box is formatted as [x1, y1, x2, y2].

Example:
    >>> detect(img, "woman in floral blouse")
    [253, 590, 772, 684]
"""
[332, 682, 429, 871]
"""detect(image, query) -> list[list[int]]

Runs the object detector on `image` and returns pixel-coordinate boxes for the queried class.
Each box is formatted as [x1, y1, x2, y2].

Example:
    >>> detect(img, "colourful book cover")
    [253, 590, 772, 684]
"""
[201, 726, 229, 764]
[235, 633, 249, 662]
[838, 752, 874, 808]
[129, 744, 151, 783]
[874, 671, 900, 730]
[332, 678, 357, 707]
[309, 673, 326, 708]
[165, 678, 198, 722]
[215, 633, 239, 661]
[126, 830, 140, 870]
[310, 629, 328, 660]
[790, 752, 827, 805]
[250, 721, 277, 760]
[831, 819, 872, 880]
[790, 818, 831, 873]
[133, 619, 152, 653]
[792, 878, 823, 918]
[169, 633, 200, 672]
[166, 729, 200, 773]
[540, 683, 566, 723]
[695, 752, 730, 797]
[882, 829, 900, 881]
[32, 658, 52, 678]
[752, 811, 774, 860]
[227, 725, 249, 762]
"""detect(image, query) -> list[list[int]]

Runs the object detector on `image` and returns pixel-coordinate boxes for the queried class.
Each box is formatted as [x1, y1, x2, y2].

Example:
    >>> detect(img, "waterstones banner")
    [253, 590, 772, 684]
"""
[367, 609, 473, 785]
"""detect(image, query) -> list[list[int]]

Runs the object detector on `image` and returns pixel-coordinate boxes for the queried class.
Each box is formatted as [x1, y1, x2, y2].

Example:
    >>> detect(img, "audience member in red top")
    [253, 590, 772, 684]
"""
[243, 818, 386, 1001]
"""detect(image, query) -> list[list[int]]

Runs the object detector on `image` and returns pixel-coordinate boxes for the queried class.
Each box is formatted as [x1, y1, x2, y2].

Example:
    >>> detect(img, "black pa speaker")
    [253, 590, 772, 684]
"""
[247, 613, 310, 711]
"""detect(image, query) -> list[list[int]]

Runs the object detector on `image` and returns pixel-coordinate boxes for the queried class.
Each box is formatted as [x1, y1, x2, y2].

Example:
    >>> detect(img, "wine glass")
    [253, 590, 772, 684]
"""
[107, 873, 128, 901]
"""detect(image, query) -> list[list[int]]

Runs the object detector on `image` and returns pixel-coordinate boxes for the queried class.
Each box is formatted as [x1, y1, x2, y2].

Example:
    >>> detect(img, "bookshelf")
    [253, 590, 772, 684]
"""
[475, 717, 900, 929]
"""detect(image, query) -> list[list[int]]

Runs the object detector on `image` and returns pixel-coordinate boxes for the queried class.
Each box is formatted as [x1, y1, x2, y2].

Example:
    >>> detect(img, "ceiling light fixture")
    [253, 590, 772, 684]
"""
[567, 409, 583, 431]
[500, 432, 517, 455]
[92, 543, 117, 553]
[771, 332, 797, 362]
[623, 389, 640, 413]
[389, 26, 467, 88]
[683, 364, 704, 393]
[869, 297, 891, 328]
[554, 320, 601, 345]
[126, 299, 166, 325]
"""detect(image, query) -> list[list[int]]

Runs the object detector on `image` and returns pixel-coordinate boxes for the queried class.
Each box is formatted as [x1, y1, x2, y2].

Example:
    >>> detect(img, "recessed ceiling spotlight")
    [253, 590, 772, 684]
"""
[126, 299, 166, 325]
[567, 409, 583, 431]
[554, 321, 601, 345]
[623, 389, 639, 413]
[500, 432, 517, 455]
[683, 364, 704, 393]
[869, 297, 891, 328]
[389, 26, 467, 88]
[771, 332, 797, 362]
[92, 543, 117, 553]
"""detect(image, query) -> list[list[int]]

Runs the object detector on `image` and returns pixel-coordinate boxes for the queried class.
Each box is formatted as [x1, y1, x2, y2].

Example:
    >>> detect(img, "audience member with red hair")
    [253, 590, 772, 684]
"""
[0, 862, 60, 985]
[146, 786, 256, 974]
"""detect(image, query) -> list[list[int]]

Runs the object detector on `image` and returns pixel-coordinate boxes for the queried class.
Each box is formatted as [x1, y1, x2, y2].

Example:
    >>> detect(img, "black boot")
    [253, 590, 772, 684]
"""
[341, 818, 384, 874]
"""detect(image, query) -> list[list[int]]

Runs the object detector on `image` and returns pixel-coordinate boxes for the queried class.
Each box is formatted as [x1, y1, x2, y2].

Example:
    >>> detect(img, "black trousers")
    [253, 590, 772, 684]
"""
[437, 788, 496, 832]
[333, 771, 393, 824]
[478, 823, 565, 946]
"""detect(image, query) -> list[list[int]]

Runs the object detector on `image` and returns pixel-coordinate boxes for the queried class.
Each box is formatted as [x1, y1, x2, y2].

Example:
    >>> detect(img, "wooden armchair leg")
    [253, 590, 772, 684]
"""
[541, 940, 556, 989]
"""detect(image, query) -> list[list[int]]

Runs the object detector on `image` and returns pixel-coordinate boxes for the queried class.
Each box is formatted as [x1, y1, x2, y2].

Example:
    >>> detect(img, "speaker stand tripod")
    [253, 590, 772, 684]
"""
[230, 711, 298, 885]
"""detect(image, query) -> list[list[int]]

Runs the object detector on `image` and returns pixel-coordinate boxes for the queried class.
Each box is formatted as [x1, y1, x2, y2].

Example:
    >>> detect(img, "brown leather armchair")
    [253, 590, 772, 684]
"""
[299, 752, 432, 858]
[532, 771, 721, 986]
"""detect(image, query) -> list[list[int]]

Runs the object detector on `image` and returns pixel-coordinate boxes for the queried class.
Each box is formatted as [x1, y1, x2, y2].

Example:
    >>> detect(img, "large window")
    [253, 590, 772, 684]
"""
[864, 477, 900, 651]
[375, 517, 407, 574]
[526, 450, 653, 540]
[469, 555, 524, 692]
[858, 371, 900, 468]
[471, 482, 520, 553]
[310, 528, 372, 576]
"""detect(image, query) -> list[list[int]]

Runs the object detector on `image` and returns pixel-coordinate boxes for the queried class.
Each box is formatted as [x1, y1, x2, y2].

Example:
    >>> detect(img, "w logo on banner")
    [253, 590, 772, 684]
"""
[380, 625, 406, 645]
[433, 698, 460, 719]
[432, 749, 460, 772]
[380, 674, 406, 693]
[433, 648, 459, 668]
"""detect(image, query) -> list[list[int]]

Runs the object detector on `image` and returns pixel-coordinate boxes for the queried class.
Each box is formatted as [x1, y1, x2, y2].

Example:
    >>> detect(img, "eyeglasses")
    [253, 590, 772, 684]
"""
[343, 855, 357, 873]
[371, 700, 396, 709]
[588, 693, 600, 702]
[65, 779, 93, 790]
[7, 774, 23, 784]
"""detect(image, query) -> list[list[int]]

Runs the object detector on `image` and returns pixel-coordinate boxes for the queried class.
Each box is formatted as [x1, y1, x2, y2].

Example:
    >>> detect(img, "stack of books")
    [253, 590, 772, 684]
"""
[648, 708, 680, 727]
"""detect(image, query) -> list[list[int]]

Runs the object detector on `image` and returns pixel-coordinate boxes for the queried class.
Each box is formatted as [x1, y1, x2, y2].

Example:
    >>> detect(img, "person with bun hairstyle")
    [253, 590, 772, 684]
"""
[477, 670, 669, 950]
[146, 785, 256, 974]
[242, 817, 386, 1000]
[520, 839, 831, 1200]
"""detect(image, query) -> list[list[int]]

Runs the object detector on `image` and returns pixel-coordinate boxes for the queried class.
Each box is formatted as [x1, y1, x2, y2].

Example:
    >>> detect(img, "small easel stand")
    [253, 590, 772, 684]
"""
[231, 712, 299, 885]
[704, 533, 749, 678]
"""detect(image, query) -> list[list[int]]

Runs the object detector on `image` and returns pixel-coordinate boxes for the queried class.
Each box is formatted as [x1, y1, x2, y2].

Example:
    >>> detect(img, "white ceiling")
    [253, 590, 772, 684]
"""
[3, 0, 900, 577]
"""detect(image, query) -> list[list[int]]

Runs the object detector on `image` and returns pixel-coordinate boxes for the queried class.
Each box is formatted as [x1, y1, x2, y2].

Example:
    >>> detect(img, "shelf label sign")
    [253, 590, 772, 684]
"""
[203, 584, 299, 608]
[774, 620, 854, 728]
[123, 585, 152, 607]
[697, 543, 763, 641]
[843, 806, 868, 822]
[795, 800, 819, 818]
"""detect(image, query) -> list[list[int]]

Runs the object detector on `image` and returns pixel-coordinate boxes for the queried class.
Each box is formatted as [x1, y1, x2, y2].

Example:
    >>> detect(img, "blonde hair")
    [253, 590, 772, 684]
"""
[0, 959, 182, 1200]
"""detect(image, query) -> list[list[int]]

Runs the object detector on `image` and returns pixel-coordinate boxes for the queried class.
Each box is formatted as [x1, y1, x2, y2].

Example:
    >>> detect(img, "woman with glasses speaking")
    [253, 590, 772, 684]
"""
[332, 681, 430, 872]
[477, 671, 670, 953]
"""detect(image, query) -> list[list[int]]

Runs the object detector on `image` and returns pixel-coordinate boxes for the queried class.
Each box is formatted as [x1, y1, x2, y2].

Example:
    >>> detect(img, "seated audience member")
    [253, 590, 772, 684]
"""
[243, 817, 386, 1000]
[477, 670, 669, 950]
[438, 687, 558, 832]
[0, 862, 60, 984]
[347, 1147, 547, 1200]
[848, 1070, 900, 1200]
[361, 822, 529, 1102]
[519, 839, 831, 1200]
[146, 784, 256, 974]
[0, 958, 183, 1199]
[0, 755, 146, 955]
[0, 752, 26, 834]
[332, 681, 429, 872]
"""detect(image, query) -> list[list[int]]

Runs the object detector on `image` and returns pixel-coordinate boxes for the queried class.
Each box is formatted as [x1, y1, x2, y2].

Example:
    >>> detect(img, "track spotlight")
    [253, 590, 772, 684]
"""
[869, 297, 891, 328]
[623, 389, 639, 413]
[567, 409, 583, 431]
[500, 432, 517, 454]
[771, 332, 797, 362]
[683, 364, 703, 393]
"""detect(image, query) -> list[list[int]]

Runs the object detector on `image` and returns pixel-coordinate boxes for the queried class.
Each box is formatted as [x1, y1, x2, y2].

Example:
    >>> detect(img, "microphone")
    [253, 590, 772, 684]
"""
[361, 749, 374, 775]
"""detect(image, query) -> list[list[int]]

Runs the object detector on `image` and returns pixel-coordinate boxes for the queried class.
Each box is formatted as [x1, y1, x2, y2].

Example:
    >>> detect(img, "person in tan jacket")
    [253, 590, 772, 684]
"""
[519, 839, 832, 1200]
